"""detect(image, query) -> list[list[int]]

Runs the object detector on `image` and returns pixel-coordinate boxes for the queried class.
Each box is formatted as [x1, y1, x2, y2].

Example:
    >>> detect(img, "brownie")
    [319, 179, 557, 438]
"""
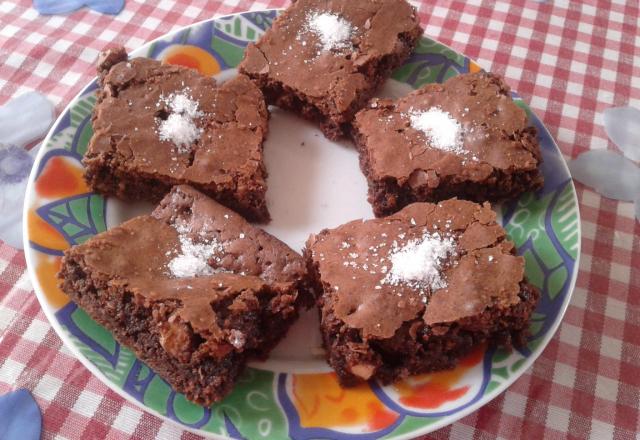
[239, 0, 423, 140]
[84, 47, 271, 222]
[353, 72, 544, 217]
[304, 199, 539, 386]
[58, 185, 312, 405]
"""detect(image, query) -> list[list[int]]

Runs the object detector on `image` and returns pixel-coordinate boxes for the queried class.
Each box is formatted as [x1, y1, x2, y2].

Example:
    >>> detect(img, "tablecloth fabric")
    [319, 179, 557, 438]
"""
[1, 0, 639, 439]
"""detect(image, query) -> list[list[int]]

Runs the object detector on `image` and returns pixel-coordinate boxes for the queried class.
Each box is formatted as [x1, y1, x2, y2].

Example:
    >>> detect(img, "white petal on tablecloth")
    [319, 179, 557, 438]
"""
[603, 106, 640, 162]
[0, 92, 55, 148]
[0, 145, 40, 249]
[568, 149, 640, 202]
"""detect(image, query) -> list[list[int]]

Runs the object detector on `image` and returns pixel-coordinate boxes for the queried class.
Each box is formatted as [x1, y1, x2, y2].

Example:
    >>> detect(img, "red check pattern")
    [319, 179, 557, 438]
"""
[1, 0, 639, 438]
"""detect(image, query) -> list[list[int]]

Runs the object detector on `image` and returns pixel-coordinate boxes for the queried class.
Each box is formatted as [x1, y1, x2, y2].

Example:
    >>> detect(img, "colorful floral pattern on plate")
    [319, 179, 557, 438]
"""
[23, 10, 580, 440]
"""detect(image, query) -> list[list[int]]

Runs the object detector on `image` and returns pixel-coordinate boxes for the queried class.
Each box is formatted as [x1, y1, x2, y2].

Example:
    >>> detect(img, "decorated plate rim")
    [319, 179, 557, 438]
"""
[22, 8, 581, 440]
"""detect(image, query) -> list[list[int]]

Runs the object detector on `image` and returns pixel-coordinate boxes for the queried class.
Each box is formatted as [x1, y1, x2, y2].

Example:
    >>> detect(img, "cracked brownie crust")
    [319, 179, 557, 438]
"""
[59, 186, 313, 405]
[353, 72, 544, 217]
[84, 47, 271, 222]
[304, 199, 540, 386]
[239, 0, 423, 140]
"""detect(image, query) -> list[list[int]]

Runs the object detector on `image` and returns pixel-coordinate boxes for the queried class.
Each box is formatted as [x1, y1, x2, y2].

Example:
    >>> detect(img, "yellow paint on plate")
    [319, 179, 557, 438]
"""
[291, 373, 398, 431]
[27, 209, 69, 253]
[35, 254, 69, 309]
[469, 60, 482, 73]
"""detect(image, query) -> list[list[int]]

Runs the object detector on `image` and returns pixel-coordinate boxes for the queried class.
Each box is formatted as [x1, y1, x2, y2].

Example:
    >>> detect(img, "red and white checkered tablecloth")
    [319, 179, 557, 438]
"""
[1, 0, 639, 438]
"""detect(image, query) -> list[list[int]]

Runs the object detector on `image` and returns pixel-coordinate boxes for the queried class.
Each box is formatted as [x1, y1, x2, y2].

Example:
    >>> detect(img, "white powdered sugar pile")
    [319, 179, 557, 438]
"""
[168, 223, 224, 278]
[305, 12, 355, 52]
[408, 108, 466, 155]
[382, 232, 457, 293]
[157, 90, 203, 153]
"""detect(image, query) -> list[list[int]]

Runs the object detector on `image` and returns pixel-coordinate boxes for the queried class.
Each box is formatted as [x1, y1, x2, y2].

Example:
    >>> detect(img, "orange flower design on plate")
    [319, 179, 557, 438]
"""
[161, 45, 221, 76]
[34, 254, 69, 308]
[290, 373, 399, 432]
[391, 345, 485, 410]
[35, 155, 87, 199]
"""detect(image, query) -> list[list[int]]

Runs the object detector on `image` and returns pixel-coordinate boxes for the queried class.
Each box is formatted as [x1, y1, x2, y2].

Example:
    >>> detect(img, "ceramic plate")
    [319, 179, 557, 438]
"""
[23, 10, 581, 440]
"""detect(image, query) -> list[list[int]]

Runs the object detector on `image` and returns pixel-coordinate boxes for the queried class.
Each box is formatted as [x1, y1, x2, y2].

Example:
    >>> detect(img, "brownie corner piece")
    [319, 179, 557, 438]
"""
[304, 199, 540, 386]
[353, 71, 544, 217]
[84, 47, 270, 222]
[239, 0, 423, 140]
[58, 185, 311, 405]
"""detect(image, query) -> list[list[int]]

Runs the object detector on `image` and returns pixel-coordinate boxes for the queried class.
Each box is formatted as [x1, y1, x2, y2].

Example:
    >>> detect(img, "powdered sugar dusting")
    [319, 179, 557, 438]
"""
[157, 90, 203, 153]
[168, 223, 224, 278]
[382, 232, 457, 296]
[305, 12, 355, 52]
[408, 108, 466, 155]
[228, 329, 246, 349]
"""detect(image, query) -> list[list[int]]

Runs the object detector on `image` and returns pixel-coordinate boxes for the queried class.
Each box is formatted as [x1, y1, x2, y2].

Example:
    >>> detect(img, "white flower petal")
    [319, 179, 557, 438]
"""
[0, 145, 39, 249]
[568, 150, 640, 202]
[603, 106, 640, 162]
[0, 179, 28, 248]
[0, 92, 55, 148]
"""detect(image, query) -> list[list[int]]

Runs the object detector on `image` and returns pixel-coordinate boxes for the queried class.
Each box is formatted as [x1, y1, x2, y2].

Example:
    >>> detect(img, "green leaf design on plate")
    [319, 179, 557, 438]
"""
[144, 372, 173, 413]
[385, 415, 441, 439]
[215, 15, 265, 41]
[74, 115, 94, 158]
[211, 37, 245, 68]
[210, 369, 286, 439]
[391, 37, 467, 88]
[522, 249, 545, 290]
[527, 335, 544, 352]
[551, 183, 579, 260]
[509, 359, 526, 374]
[492, 349, 511, 364]
[414, 38, 465, 63]
[71, 95, 96, 128]
[38, 193, 106, 246]
[515, 100, 533, 119]
[547, 265, 568, 300]
[485, 380, 500, 394]
[65, 308, 136, 388]
[492, 366, 509, 380]
[505, 192, 561, 267]
[504, 190, 570, 302]
[173, 394, 208, 425]
[46, 93, 95, 155]
[528, 320, 544, 339]
[489, 347, 527, 387]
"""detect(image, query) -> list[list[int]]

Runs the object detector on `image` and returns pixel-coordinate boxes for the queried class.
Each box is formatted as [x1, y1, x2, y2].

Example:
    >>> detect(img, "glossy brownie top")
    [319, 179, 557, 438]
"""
[87, 47, 268, 188]
[354, 72, 542, 187]
[68, 185, 307, 299]
[240, 0, 421, 112]
[306, 199, 526, 339]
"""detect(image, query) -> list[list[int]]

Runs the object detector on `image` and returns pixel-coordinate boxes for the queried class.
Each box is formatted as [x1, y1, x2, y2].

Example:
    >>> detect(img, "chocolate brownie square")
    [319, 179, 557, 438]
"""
[353, 72, 544, 217]
[304, 199, 539, 386]
[58, 186, 312, 405]
[84, 47, 270, 222]
[239, 0, 423, 140]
